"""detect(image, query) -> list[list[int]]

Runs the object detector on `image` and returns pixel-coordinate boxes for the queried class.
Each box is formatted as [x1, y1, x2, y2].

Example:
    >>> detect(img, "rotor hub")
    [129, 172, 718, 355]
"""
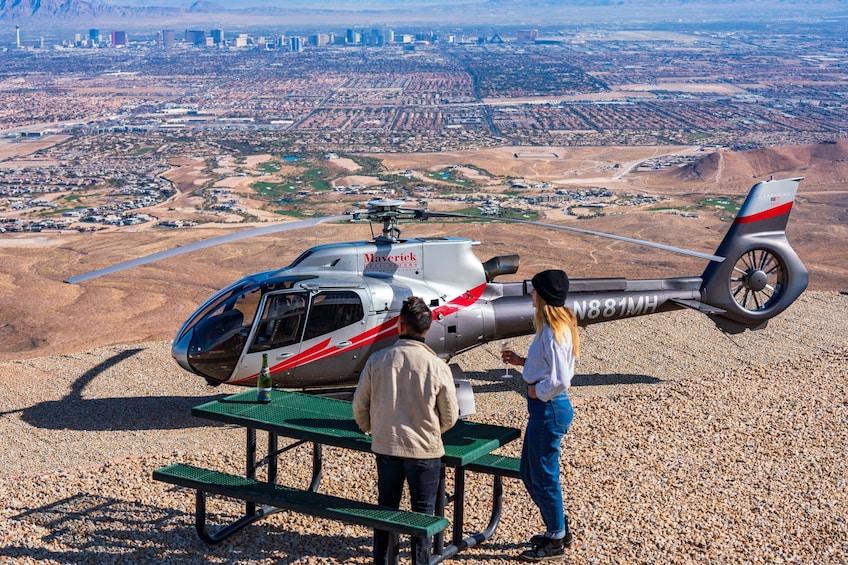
[745, 269, 769, 291]
[366, 199, 408, 243]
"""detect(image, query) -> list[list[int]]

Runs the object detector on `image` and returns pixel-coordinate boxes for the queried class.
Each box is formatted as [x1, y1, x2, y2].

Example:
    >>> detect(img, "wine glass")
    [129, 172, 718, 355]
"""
[500, 341, 512, 378]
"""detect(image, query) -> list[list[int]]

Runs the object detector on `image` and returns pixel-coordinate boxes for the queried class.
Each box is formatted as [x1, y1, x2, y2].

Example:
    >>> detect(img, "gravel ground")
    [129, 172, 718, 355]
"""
[1, 290, 846, 564]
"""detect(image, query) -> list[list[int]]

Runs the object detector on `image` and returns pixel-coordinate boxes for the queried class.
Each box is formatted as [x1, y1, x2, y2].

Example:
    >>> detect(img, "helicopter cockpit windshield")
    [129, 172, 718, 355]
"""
[182, 282, 261, 381]
[175, 276, 308, 383]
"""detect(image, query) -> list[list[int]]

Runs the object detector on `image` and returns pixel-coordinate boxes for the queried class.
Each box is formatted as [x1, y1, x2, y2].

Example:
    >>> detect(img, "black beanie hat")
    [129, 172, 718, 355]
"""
[532, 269, 569, 307]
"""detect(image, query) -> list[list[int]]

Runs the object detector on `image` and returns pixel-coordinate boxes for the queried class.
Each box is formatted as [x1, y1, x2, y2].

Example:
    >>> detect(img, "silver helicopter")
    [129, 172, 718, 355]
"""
[67, 176, 808, 396]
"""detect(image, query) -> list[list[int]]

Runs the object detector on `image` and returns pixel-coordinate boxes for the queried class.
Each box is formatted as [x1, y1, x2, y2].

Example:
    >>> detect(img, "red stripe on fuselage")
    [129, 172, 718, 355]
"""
[432, 283, 487, 318]
[734, 201, 792, 224]
[230, 283, 487, 383]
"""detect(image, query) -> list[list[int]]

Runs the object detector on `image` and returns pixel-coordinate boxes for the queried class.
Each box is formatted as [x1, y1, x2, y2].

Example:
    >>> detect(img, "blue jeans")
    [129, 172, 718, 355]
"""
[374, 454, 442, 565]
[520, 393, 573, 537]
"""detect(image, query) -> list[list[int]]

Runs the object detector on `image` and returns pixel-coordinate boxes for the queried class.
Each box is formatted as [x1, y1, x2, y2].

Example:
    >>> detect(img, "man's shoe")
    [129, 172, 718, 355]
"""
[528, 530, 573, 548]
[519, 537, 565, 562]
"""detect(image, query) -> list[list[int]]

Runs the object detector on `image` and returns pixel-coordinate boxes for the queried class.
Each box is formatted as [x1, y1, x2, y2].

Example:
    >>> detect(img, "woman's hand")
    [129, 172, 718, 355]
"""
[527, 384, 537, 399]
[502, 351, 525, 366]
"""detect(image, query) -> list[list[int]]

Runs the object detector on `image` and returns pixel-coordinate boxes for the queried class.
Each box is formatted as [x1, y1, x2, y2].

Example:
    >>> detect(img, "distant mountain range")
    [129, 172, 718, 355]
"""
[0, 0, 172, 21]
[1, 0, 845, 25]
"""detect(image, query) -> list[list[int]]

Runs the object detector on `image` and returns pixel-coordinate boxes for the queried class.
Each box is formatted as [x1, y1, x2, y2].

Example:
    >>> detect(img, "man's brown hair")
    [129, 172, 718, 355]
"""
[400, 296, 432, 335]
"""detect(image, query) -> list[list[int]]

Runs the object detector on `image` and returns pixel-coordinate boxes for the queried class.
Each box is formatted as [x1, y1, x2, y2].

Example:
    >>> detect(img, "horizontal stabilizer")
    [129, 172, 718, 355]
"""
[670, 298, 727, 314]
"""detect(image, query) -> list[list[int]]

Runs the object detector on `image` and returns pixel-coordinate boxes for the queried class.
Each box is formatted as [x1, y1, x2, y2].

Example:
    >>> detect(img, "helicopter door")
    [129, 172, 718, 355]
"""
[294, 289, 368, 388]
[245, 291, 309, 383]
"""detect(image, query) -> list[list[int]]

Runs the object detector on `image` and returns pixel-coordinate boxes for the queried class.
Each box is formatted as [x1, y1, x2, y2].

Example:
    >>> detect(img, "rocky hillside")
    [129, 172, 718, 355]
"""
[643, 140, 848, 192]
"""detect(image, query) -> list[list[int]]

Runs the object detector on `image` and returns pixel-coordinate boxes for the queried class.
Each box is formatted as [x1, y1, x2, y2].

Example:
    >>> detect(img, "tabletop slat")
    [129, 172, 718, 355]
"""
[192, 389, 520, 466]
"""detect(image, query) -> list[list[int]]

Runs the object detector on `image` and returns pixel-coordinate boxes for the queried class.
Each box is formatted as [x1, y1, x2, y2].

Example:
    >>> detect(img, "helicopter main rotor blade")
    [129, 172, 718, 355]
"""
[420, 211, 725, 263]
[65, 214, 354, 284]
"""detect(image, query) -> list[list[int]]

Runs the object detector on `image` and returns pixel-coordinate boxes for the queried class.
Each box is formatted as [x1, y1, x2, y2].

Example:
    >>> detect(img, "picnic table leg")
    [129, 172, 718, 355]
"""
[388, 532, 400, 564]
[191, 427, 287, 544]
[268, 432, 278, 484]
[461, 474, 505, 548]
[193, 488, 278, 543]
[433, 463, 447, 556]
[428, 471, 507, 563]
[309, 442, 323, 492]
[452, 468, 466, 547]
[246, 427, 257, 516]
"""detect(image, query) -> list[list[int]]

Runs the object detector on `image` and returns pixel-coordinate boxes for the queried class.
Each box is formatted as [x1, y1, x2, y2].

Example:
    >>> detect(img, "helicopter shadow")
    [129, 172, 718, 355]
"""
[9, 348, 226, 432]
[572, 372, 663, 387]
[468, 369, 662, 395]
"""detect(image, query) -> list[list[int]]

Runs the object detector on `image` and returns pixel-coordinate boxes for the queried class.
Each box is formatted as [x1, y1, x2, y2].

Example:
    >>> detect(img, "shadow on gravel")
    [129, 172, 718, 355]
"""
[6, 493, 374, 563]
[16, 394, 227, 431]
[8, 347, 228, 431]
[572, 373, 663, 387]
[468, 369, 662, 394]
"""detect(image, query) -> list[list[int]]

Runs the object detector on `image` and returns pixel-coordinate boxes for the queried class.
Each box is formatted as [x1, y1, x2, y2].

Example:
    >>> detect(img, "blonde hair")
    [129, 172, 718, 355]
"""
[534, 299, 580, 358]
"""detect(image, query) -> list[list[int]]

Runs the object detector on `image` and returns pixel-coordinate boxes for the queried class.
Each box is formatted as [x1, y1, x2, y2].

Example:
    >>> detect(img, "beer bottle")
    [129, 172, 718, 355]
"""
[257, 353, 272, 403]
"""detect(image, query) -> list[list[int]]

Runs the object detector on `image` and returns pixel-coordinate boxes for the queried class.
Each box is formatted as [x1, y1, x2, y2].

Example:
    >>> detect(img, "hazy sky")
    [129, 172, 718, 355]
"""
[103, 0, 489, 6]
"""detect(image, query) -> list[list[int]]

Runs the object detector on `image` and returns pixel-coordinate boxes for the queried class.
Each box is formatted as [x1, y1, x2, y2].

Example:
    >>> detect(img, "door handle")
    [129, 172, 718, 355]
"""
[335, 341, 352, 348]
[276, 352, 294, 360]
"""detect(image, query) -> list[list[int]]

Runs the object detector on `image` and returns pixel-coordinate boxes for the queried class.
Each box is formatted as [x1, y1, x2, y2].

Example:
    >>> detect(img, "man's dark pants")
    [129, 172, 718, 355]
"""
[374, 454, 442, 565]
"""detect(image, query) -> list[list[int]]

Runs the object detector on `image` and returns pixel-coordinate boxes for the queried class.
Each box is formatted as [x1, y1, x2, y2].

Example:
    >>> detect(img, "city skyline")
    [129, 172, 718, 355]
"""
[1, 0, 846, 31]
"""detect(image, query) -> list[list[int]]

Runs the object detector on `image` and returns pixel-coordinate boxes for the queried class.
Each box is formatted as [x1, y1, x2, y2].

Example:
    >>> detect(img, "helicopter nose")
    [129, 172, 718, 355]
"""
[171, 330, 206, 377]
[171, 312, 245, 384]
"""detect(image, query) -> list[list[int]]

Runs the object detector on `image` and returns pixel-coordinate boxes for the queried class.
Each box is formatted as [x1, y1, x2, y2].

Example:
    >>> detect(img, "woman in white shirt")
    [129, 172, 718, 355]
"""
[503, 269, 579, 562]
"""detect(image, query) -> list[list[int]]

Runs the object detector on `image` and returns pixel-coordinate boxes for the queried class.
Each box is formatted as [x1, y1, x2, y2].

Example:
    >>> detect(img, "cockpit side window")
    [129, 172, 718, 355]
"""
[249, 292, 308, 353]
[303, 291, 365, 341]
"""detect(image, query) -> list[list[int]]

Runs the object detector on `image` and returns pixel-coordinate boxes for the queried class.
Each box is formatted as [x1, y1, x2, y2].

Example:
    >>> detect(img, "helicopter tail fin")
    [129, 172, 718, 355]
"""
[699, 177, 809, 333]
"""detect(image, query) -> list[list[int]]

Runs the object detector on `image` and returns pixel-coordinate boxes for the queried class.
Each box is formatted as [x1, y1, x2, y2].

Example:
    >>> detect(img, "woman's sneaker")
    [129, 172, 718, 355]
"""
[528, 530, 573, 548]
[519, 537, 565, 561]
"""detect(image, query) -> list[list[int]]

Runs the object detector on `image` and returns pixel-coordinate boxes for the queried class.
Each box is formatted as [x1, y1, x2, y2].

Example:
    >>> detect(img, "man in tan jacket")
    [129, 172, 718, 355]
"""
[353, 296, 459, 565]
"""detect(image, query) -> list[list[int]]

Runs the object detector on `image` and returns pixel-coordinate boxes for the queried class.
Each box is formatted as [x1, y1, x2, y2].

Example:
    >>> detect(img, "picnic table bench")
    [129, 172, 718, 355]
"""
[154, 463, 449, 543]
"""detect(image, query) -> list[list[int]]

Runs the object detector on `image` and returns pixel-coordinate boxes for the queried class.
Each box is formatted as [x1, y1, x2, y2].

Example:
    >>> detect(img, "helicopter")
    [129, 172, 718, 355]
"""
[66, 176, 808, 393]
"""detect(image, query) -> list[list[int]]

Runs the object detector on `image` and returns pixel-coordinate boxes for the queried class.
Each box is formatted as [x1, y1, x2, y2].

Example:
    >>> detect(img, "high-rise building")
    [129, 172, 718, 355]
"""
[184, 30, 205, 46]
[161, 30, 175, 47]
[210, 28, 224, 45]
[371, 28, 393, 46]
[310, 34, 330, 47]
[346, 29, 361, 45]
[89, 28, 100, 45]
[290, 36, 303, 52]
[111, 30, 128, 46]
[15, 25, 21, 49]
[516, 29, 538, 43]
